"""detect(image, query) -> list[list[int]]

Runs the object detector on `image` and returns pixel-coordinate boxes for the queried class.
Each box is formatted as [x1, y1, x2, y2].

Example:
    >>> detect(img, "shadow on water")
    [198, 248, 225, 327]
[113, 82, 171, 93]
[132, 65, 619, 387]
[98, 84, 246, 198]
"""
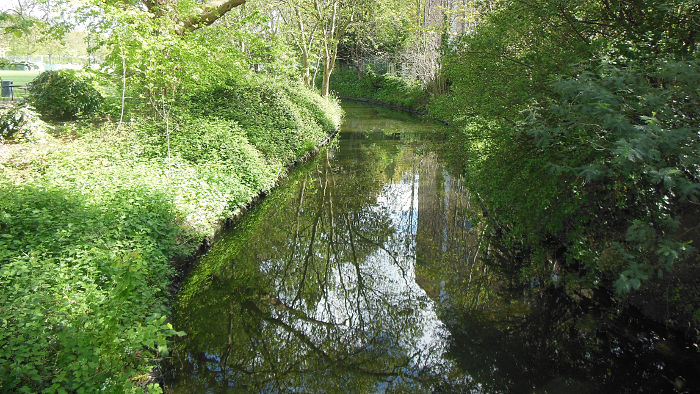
[163, 102, 700, 393]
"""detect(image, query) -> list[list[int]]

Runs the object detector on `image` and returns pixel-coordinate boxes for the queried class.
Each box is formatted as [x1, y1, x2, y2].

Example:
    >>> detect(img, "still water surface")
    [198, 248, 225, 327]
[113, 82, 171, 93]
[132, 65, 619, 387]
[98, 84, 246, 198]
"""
[164, 103, 699, 393]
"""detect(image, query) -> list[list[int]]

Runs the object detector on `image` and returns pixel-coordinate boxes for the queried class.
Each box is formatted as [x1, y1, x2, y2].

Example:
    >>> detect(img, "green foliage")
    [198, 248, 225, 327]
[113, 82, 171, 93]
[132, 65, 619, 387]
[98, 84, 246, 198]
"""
[132, 115, 279, 208]
[0, 72, 341, 391]
[185, 77, 342, 166]
[337, 0, 413, 64]
[95, 0, 293, 117]
[439, 1, 597, 123]
[28, 70, 103, 121]
[0, 158, 189, 392]
[331, 67, 428, 111]
[0, 12, 39, 37]
[0, 103, 51, 143]
[281, 82, 344, 134]
[0, 0, 342, 391]
[527, 60, 699, 292]
[439, 0, 700, 297]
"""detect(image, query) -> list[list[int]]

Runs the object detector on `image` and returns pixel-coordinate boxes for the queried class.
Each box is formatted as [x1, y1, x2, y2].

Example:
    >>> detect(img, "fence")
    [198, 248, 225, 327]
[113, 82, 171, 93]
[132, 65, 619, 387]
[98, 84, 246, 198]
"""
[0, 54, 104, 71]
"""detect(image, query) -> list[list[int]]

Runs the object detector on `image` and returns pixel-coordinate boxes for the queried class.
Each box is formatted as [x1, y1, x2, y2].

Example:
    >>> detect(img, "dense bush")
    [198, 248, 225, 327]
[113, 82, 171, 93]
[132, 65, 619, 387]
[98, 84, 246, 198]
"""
[132, 115, 279, 213]
[527, 61, 699, 292]
[330, 67, 428, 111]
[438, 0, 700, 305]
[454, 60, 700, 290]
[0, 178, 186, 392]
[185, 77, 342, 166]
[0, 103, 51, 143]
[28, 70, 103, 121]
[281, 82, 343, 134]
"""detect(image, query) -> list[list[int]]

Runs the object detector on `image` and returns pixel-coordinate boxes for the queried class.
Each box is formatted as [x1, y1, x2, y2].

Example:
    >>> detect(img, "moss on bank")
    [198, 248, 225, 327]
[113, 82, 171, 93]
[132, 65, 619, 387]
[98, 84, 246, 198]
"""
[0, 77, 341, 392]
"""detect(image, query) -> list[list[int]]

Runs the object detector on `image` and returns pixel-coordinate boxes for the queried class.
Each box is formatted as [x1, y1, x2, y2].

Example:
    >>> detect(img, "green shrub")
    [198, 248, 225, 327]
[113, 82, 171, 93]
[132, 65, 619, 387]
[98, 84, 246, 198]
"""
[185, 77, 341, 166]
[452, 60, 700, 294]
[528, 60, 699, 292]
[0, 177, 188, 392]
[329, 67, 375, 99]
[0, 103, 51, 143]
[0, 72, 341, 391]
[28, 70, 104, 121]
[330, 67, 428, 111]
[133, 115, 278, 195]
[281, 81, 343, 134]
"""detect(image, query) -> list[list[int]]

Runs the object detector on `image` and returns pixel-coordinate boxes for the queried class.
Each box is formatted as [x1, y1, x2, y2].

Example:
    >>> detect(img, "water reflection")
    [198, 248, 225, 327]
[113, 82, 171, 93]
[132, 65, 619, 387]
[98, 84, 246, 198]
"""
[166, 105, 466, 392]
[165, 103, 699, 393]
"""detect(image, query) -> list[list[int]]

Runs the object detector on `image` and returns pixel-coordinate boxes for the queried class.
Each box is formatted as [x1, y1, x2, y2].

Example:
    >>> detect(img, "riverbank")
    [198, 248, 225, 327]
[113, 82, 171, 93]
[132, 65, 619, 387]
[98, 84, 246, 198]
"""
[330, 68, 429, 114]
[164, 102, 459, 391]
[330, 69, 449, 127]
[333, 67, 700, 345]
[0, 79, 341, 392]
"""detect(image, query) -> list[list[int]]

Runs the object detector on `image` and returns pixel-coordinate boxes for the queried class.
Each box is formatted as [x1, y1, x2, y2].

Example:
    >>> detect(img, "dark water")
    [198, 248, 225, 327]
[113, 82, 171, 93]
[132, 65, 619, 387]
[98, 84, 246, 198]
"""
[164, 103, 699, 393]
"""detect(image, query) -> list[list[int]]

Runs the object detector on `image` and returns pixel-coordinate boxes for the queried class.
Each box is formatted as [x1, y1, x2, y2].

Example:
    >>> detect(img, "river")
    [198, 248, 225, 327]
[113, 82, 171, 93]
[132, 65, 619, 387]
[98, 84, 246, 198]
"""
[163, 102, 699, 393]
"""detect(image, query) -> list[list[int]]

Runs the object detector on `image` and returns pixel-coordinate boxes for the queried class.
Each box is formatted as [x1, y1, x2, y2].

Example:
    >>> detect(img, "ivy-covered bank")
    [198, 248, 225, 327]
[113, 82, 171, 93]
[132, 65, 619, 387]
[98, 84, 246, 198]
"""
[330, 67, 429, 114]
[0, 77, 341, 392]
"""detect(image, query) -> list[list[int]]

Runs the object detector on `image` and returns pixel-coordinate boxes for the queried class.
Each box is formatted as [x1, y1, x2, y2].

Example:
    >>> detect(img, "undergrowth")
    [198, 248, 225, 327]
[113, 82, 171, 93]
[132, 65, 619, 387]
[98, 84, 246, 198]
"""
[330, 67, 428, 111]
[0, 77, 341, 392]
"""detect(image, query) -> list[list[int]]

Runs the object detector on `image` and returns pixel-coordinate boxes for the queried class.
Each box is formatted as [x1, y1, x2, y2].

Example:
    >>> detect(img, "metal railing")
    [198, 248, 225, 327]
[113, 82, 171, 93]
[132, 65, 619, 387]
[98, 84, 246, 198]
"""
[0, 82, 29, 101]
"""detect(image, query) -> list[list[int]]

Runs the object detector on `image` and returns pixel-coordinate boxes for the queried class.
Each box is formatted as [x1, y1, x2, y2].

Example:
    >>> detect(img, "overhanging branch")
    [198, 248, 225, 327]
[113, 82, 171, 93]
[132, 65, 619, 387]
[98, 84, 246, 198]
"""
[143, 0, 247, 34]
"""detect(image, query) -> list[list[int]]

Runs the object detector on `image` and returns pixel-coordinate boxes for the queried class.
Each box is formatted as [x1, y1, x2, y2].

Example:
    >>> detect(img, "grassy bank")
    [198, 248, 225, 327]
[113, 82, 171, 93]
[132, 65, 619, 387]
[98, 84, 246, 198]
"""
[0, 77, 341, 392]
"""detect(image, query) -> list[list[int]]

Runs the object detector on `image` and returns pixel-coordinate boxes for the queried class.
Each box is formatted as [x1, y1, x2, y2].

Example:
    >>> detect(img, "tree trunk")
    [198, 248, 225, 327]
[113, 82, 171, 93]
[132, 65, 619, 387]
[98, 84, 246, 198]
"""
[312, 54, 322, 89]
[417, 0, 422, 27]
[301, 50, 311, 87]
[321, 44, 337, 97]
[322, 62, 332, 97]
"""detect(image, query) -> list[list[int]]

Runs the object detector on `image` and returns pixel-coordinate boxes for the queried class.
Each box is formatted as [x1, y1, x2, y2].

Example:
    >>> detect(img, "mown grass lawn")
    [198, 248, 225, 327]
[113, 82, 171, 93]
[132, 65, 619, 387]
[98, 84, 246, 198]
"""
[0, 70, 40, 100]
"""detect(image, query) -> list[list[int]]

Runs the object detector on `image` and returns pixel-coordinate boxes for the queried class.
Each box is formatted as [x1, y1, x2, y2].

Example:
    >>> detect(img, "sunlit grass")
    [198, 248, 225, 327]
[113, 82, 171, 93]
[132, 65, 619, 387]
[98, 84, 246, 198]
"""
[0, 70, 40, 99]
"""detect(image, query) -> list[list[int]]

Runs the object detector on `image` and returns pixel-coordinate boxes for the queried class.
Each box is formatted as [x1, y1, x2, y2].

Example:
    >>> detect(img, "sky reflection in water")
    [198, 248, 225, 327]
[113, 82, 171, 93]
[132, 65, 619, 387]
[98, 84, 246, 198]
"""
[165, 103, 699, 393]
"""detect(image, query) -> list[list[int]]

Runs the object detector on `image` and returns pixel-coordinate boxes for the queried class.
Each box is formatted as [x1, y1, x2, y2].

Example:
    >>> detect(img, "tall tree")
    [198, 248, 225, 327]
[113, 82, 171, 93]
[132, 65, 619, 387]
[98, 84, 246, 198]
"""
[312, 0, 366, 97]
[277, 0, 320, 87]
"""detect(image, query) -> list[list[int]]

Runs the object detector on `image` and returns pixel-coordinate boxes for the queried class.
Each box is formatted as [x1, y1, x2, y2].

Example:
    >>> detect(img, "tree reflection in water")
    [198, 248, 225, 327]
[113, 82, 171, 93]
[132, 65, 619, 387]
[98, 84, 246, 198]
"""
[165, 103, 700, 393]
[165, 107, 466, 392]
